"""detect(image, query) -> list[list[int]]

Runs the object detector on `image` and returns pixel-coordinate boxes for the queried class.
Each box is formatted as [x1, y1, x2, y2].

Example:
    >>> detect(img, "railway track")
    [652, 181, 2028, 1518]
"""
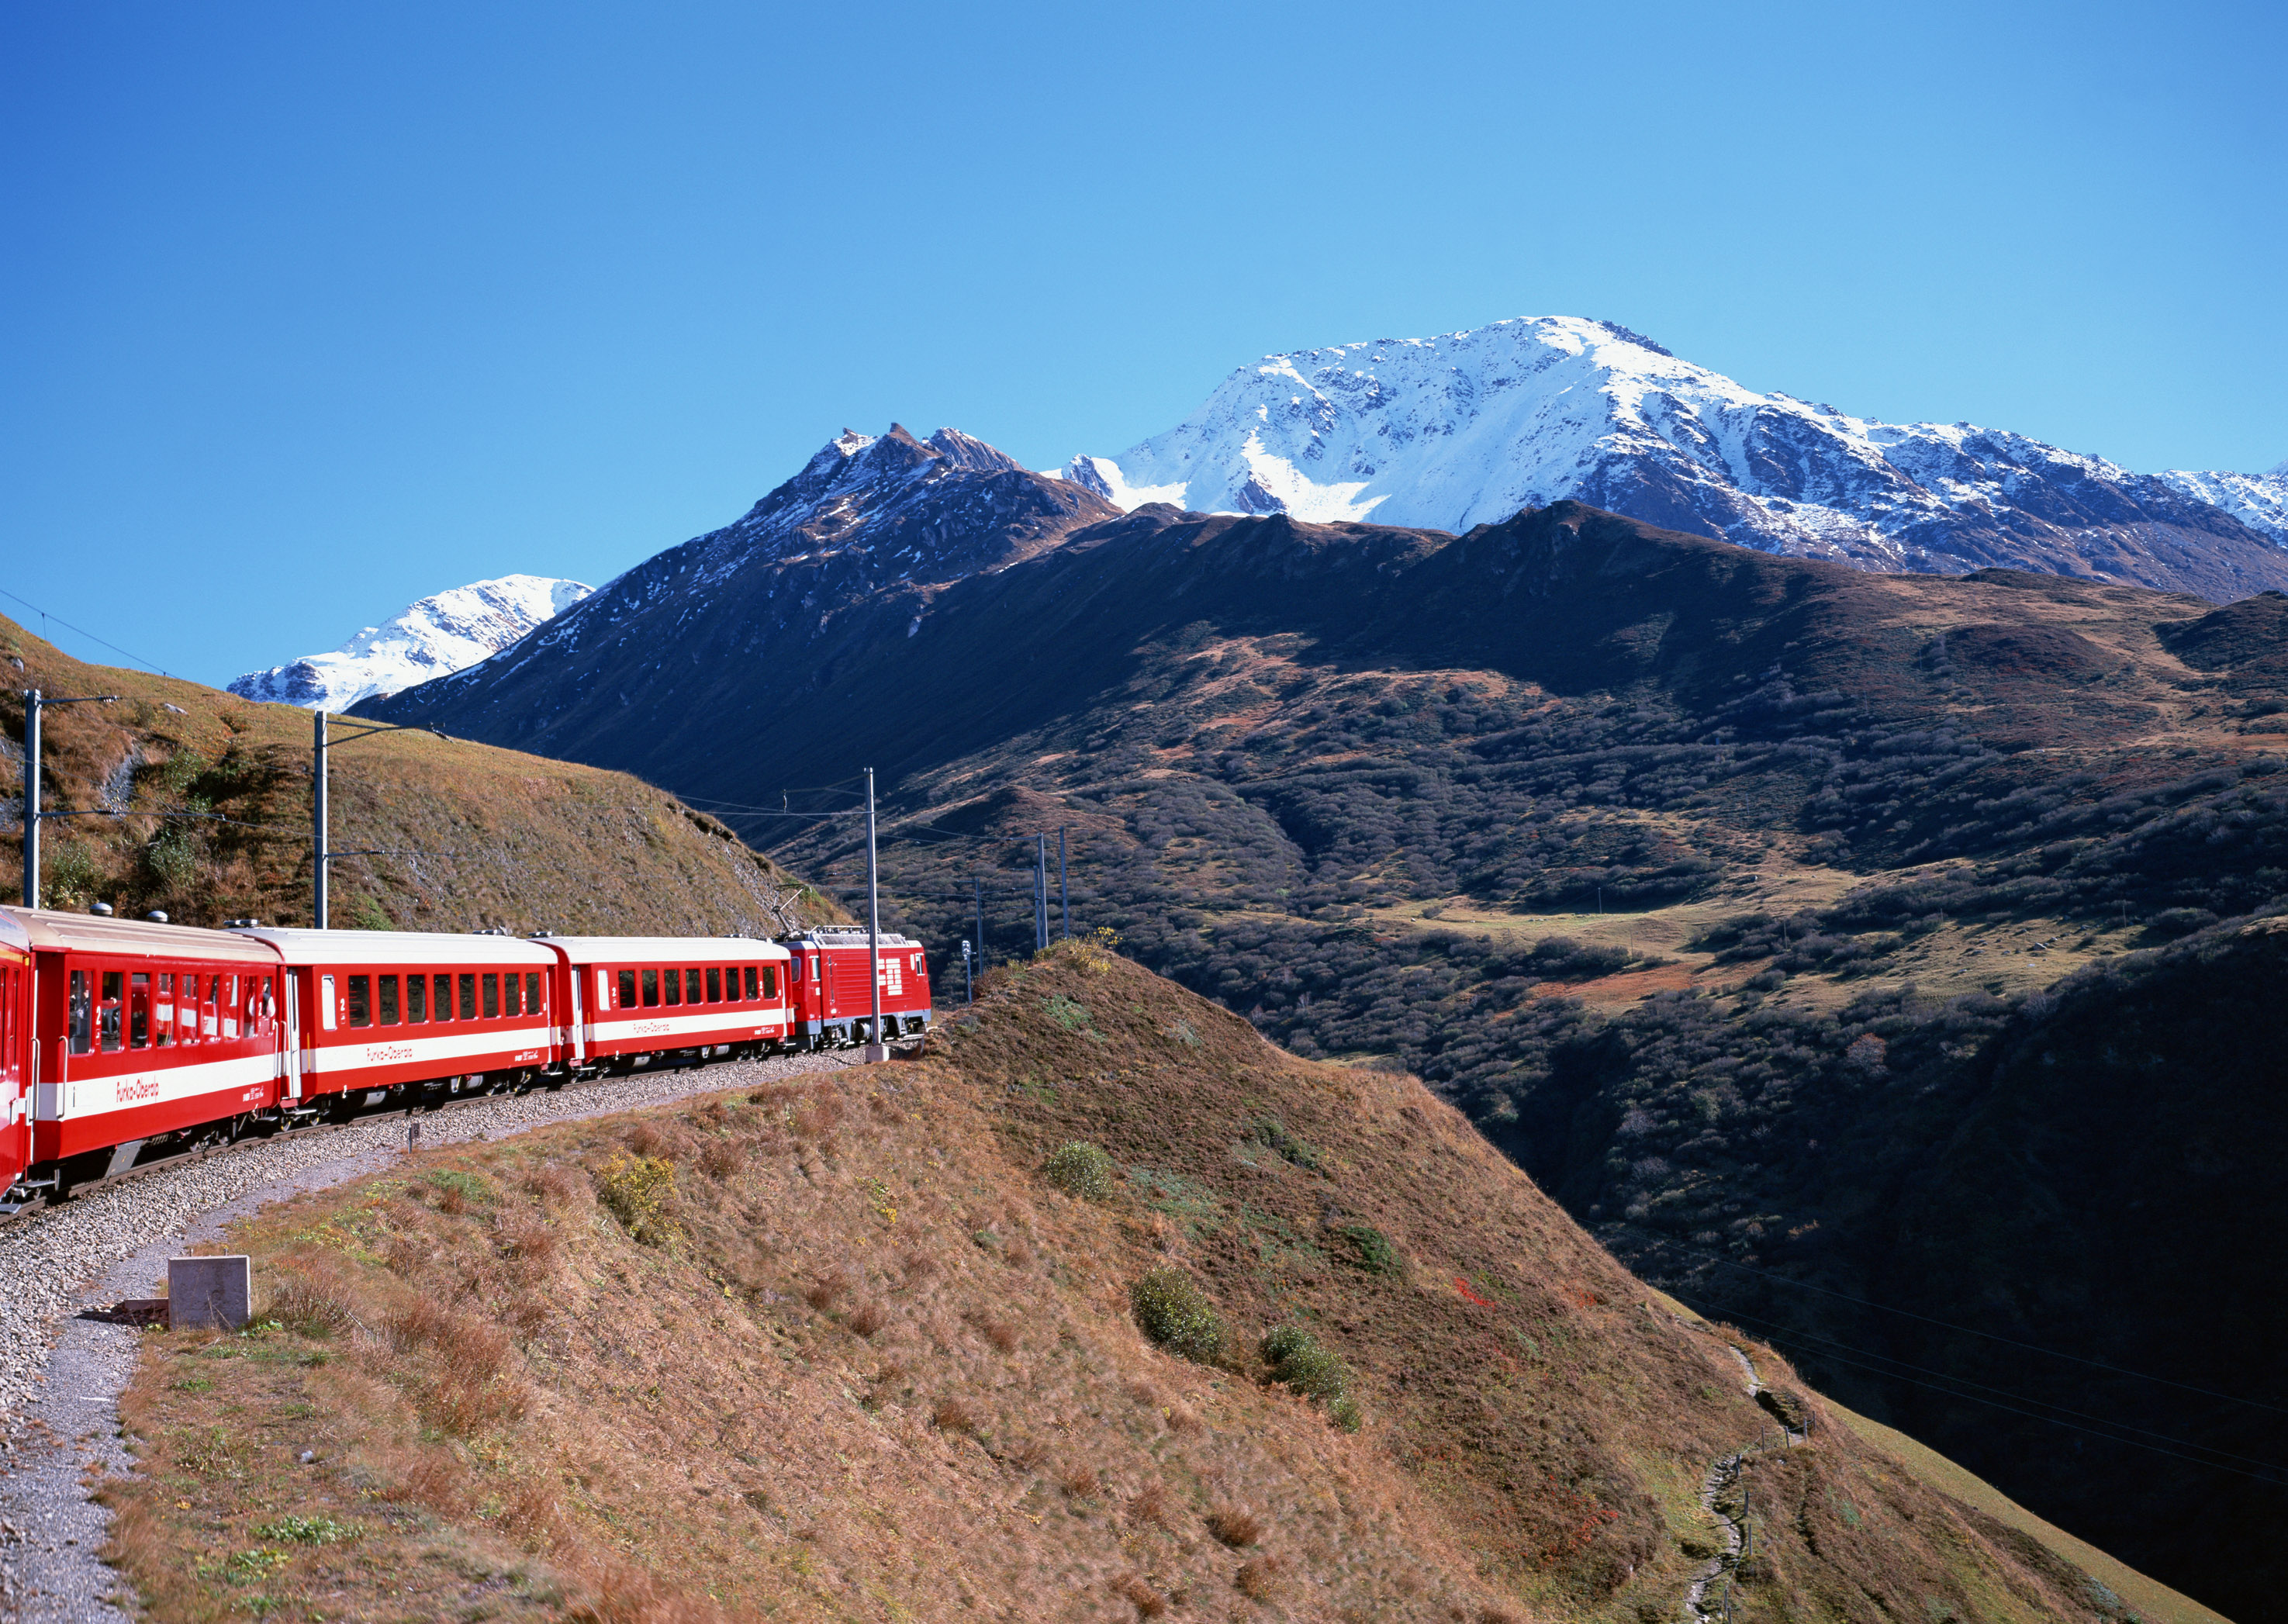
[0, 1045, 888, 1227]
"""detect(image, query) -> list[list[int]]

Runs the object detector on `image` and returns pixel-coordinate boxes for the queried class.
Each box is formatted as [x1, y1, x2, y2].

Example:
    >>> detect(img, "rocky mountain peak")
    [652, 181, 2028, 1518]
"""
[1058, 317, 2288, 600]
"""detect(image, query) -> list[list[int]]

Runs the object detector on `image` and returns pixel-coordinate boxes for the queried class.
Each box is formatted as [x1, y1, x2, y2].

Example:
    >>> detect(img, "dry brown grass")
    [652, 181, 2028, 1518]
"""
[1114, 1572, 1170, 1617]
[802, 1268, 848, 1311]
[1235, 1554, 1285, 1600]
[97, 955, 2174, 1624]
[1208, 1508, 1265, 1549]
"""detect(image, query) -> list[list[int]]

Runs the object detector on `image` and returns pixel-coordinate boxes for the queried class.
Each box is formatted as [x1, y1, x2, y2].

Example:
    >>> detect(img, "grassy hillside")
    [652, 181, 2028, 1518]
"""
[100, 947, 2196, 1622]
[0, 615, 834, 933]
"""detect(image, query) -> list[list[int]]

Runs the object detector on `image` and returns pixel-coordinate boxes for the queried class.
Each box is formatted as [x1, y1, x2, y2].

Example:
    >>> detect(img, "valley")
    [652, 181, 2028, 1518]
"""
[363, 457, 2288, 1617]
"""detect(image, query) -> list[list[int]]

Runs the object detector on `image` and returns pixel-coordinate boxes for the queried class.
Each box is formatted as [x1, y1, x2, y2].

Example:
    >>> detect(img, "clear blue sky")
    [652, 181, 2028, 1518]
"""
[5, 0, 2282, 687]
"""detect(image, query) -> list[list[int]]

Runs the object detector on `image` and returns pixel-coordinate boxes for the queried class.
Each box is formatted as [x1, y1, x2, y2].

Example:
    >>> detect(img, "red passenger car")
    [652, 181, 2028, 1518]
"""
[540, 935, 793, 1069]
[233, 928, 561, 1109]
[4, 908, 284, 1199]
[781, 928, 931, 1048]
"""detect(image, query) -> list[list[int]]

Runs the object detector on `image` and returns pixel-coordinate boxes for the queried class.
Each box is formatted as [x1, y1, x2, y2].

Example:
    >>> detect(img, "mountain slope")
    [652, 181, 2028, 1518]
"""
[230, 574, 593, 710]
[367, 493, 2288, 1614]
[103, 945, 2193, 1622]
[1060, 318, 2288, 601]
[1, 614, 828, 935]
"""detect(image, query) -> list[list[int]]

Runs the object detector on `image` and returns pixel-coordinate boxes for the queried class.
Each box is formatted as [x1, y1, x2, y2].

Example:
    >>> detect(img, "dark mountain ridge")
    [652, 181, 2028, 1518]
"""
[369, 468, 2288, 1615]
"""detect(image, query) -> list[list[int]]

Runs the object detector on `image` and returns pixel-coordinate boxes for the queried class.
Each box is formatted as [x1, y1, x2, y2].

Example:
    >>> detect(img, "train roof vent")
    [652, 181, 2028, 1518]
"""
[88, 902, 113, 916]
[145, 910, 169, 924]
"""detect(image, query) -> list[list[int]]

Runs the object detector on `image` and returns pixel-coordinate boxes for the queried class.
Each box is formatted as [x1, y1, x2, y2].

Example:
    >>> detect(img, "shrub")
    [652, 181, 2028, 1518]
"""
[1129, 1267, 1225, 1363]
[1250, 1116, 1320, 1170]
[1260, 1325, 1350, 1405]
[848, 1301, 887, 1338]
[251, 1515, 358, 1545]
[1332, 1222, 1402, 1277]
[1044, 1140, 1117, 1201]
[595, 1154, 676, 1245]
[931, 1397, 979, 1434]
[1328, 1395, 1363, 1432]
[805, 1270, 850, 1311]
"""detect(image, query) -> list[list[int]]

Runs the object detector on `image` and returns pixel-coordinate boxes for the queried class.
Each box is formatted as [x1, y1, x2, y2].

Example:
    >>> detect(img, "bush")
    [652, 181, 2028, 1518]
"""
[1129, 1267, 1225, 1363]
[1044, 1140, 1117, 1201]
[1332, 1222, 1402, 1277]
[1260, 1325, 1350, 1405]
[595, 1154, 676, 1245]
[1250, 1116, 1321, 1170]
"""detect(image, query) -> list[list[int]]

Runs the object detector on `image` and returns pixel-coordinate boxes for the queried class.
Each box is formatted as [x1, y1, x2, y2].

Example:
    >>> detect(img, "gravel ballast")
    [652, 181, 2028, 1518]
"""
[0, 1050, 865, 1623]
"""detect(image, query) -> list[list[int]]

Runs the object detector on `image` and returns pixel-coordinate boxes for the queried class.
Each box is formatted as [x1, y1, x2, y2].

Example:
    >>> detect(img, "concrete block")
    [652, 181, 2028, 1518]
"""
[168, 1255, 251, 1330]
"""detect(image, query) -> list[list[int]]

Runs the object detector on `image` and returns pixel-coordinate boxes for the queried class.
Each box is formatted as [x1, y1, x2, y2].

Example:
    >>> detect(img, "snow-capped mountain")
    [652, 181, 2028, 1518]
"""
[231, 574, 593, 711]
[1059, 318, 2288, 599]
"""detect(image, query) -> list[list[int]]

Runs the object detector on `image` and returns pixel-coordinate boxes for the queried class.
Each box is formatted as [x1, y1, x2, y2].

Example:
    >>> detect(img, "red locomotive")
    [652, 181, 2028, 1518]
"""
[780, 927, 932, 1048]
[0, 907, 928, 1211]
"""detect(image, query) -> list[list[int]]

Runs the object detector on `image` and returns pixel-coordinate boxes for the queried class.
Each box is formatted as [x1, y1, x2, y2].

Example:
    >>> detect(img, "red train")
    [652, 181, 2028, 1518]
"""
[0, 907, 931, 1211]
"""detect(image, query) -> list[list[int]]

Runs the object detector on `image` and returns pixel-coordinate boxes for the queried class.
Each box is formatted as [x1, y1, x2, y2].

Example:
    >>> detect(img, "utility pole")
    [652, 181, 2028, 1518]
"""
[961, 939, 973, 1006]
[974, 875, 985, 976]
[18, 689, 119, 910]
[864, 766, 884, 1061]
[1059, 824, 1069, 940]
[313, 711, 328, 930]
[1034, 834, 1048, 951]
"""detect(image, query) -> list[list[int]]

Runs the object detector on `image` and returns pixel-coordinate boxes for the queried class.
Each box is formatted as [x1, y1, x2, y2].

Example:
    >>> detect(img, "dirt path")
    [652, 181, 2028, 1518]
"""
[1681, 1342, 1803, 1621]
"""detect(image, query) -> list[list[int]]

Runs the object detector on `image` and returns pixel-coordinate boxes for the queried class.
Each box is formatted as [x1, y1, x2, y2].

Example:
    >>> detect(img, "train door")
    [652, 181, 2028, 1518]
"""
[568, 966, 587, 1065]
[283, 970, 303, 1101]
[0, 960, 26, 1193]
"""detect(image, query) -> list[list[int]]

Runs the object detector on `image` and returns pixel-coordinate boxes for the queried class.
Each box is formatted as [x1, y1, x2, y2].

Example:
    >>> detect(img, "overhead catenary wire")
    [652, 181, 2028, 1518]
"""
[0, 586, 176, 678]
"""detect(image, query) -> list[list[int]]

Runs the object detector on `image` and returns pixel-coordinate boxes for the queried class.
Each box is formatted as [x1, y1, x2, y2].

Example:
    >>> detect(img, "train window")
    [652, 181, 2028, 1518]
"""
[596, 969, 610, 1010]
[458, 973, 476, 1021]
[202, 975, 219, 1037]
[663, 968, 681, 1007]
[100, 969, 123, 1051]
[482, 973, 500, 1019]
[128, 972, 151, 1049]
[346, 975, 370, 1028]
[761, 966, 776, 1000]
[69, 971, 92, 1054]
[406, 973, 427, 1024]
[619, 970, 637, 1008]
[320, 975, 337, 1030]
[222, 975, 240, 1039]
[526, 973, 542, 1014]
[641, 969, 658, 1007]
[706, 967, 722, 1004]
[155, 974, 174, 1047]
[378, 975, 399, 1025]
[430, 973, 451, 1021]
[683, 968, 700, 1004]
[503, 974, 521, 1018]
